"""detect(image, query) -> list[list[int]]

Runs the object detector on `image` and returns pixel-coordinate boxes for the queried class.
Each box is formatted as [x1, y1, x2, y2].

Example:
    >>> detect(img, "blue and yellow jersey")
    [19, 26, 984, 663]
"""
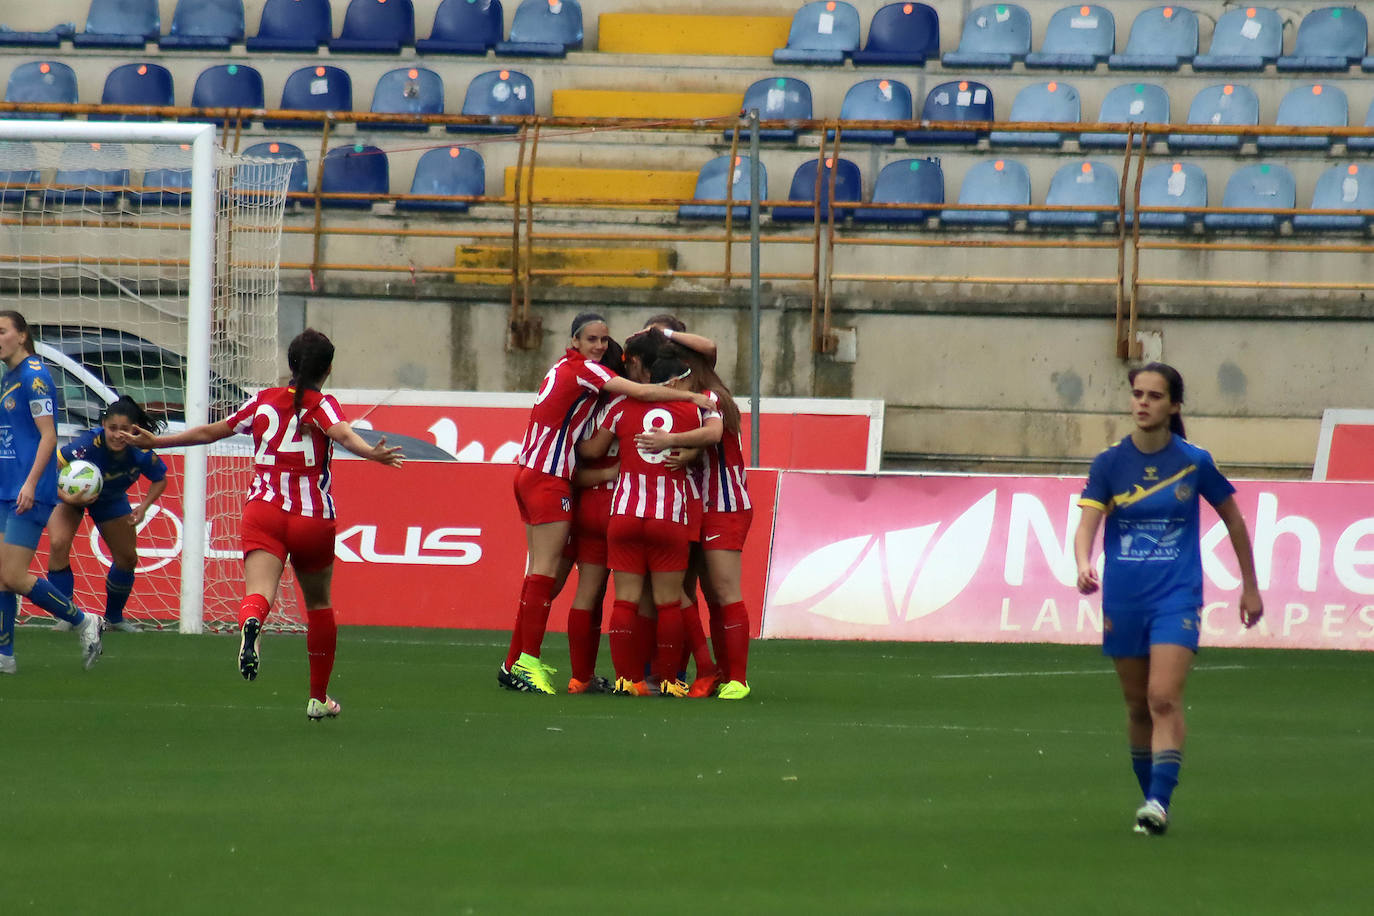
[59, 428, 168, 504]
[1079, 434, 1235, 614]
[0, 355, 59, 503]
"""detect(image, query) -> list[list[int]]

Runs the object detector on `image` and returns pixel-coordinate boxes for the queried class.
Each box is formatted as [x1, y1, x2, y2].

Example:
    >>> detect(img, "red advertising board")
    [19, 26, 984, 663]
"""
[1314, 409, 1374, 482]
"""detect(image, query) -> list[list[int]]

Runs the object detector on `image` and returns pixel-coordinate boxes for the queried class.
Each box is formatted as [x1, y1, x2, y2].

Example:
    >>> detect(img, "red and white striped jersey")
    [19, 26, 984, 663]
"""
[700, 390, 751, 514]
[600, 398, 701, 522]
[518, 349, 614, 480]
[228, 387, 346, 519]
[578, 395, 624, 492]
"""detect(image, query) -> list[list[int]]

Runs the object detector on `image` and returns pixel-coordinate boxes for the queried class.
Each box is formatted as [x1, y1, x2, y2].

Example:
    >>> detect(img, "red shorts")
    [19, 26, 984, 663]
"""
[685, 495, 703, 544]
[702, 508, 752, 552]
[241, 499, 337, 574]
[574, 486, 613, 566]
[607, 514, 690, 574]
[514, 466, 573, 526]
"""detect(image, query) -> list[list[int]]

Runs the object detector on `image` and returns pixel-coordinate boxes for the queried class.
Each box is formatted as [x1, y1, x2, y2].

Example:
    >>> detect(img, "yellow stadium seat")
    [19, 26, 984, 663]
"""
[502, 166, 699, 207]
[552, 89, 741, 120]
[598, 13, 791, 56]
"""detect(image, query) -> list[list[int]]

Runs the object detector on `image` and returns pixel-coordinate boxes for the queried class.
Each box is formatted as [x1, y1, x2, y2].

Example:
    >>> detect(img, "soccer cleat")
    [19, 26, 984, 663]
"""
[659, 677, 689, 698]
[306, 696, 342, 720]
[688, 672, 721, 698]
[1134, 799, 1168, 836]
[498, 665, 528, 691]
[717, 680, 751, 700]
[103, 618, 140, 634]
[77, 613, 103, 670]
[52, 619, 73, 633]
[238, 617, 262, 681]
[0, 654, 15, 675]
[567, 675, 613, 695]
[612, 677, 652, 697]
[510, 652, 556, 695]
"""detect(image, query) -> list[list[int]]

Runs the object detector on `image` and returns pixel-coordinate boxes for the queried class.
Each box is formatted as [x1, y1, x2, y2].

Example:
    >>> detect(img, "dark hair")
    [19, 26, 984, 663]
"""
[642, 313, 687, 333]
[599, 337, 625, 377]
[649, 353, 691, 384]
[287, 328, 335, 414]
[624, 327, 669, 378]
[570, 312, 607, 339]
[1128, 362, 1186, 438]
[104, 395, 165, 434]
[676, 345, 741, 434]
[0, 310, 35, 355]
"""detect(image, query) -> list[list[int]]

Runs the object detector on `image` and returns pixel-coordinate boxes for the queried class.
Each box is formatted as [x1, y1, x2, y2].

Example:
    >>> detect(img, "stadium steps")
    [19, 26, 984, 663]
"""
[551, 88, 740, 120]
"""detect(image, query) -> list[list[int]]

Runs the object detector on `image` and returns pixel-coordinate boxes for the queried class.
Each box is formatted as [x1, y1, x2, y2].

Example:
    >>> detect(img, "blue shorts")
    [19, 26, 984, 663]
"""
[1, 499, 55, 551]
[86, 496, 133, 525]
[1102, 604, 1201, 658]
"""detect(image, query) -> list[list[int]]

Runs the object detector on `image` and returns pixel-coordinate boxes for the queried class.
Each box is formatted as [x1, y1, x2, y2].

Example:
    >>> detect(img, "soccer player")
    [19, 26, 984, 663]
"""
[0, 310, 103, 672]
[1073, 362, 1263, 835]
[500, 313, 710, 695]
[47, 396, 168, 633]
[127, 329, 404, 720]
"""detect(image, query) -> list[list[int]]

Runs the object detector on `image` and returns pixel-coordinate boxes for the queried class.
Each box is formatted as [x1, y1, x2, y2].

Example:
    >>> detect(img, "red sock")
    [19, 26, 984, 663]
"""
[632, 612, 655, 681]
[721, 601, 750, 683]
[504, 627, 522, 671]
[706, 597, 728, 677]
[239, 593, 270, 630]
[567, 606, 597, 682]
[652, 602, 684, 684]
[306, 607, 336, 702]
[608, 599, 639, 682]
[513, 573, 556, 661]
[681, 599, 715, 677]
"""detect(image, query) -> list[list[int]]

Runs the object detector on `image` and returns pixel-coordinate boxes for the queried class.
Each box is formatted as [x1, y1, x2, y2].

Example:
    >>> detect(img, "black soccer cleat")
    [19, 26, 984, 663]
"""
[238, 617, 261, 681]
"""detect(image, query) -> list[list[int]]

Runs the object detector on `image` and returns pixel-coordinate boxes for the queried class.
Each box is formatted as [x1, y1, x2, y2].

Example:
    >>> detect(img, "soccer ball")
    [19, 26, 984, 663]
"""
[57, 460, 103, 505]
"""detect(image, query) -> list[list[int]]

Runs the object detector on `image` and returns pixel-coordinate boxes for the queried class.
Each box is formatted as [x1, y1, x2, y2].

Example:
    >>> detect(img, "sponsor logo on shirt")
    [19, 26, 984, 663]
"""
[30, 377, 49, 395]
[1143, 466, 1158, 481]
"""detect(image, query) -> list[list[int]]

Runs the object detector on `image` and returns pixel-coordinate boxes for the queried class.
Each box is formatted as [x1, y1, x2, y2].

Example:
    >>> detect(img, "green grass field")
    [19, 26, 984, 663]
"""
[1, 627, 1370, 915]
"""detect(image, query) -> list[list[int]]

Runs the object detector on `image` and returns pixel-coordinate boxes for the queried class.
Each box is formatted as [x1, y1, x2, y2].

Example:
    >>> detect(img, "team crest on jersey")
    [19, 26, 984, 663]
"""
[1174, 482, 1194, 501]
[561, 496, 571, 512]
[3, 397, 14, 411]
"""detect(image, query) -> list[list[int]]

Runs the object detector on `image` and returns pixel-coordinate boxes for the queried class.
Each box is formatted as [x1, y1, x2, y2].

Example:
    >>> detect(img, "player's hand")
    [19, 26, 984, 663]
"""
[370, 436, 405, 468]
[666, 447, 700, 471]
[635, 429, 671, 452]
[15, 481, 34, 514]
[1239, 588, 1263, 628]
[131, 504, 148, 526]
[125, 425, 157, 449]
[1076, 565, 1100, 595]
[690, 392, 712, 410]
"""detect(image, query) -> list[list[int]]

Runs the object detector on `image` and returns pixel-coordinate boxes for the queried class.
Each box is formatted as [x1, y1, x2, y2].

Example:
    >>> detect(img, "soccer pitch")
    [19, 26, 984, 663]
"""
[2, 629, 1369, 915]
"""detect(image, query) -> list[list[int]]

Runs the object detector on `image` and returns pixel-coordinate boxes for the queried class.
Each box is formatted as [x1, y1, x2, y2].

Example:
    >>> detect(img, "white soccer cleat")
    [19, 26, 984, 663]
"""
[306, 696, 342, 720]
[0, 654, 16, 675]
[103, 618, 141, 633]
[1134, 799, 1168, 836]
[77, 613, 103, 669]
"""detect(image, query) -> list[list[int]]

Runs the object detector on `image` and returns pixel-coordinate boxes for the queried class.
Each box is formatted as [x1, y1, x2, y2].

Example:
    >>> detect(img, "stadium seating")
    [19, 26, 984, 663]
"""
[732, 77, 813, 142]
[941, 158, 1029, 228]
[398, 146, 484, 213]
[942, 3, 1030, 68]
[94, 62, 174, 121]
[1167, 84, 1259, 151]
[246, 0, 331, 51]
[450, 69, 534, 133]
[321, 143, 389, 209]
[1025, 4, 1114, 70]
[832, 78, 911, 144]
[3, 61, 78, 120]
[331, 0, 415, 53]
[1203, 162, 1296, 232]
[416, 0, 503, 55]
[160, 0, 244, 49]
[1258, 83, 1346, 151]
[1109, 5, 1198, 70]
[73, 0, 160, 48]
[851, 2, 938, 67]
[267, 65, 353, 129]
[988, 80, 1079, 147]
[1293, 163, 1374, 231]
[1347, 100, 1374, 151]
[0, 20, 73, 48]
[370, 67, 444, 130]
[598, 12, 789, 56]
[906, 80, 993, 145]
[1134, 160, 1206, 230]
[189, 64, 264, 122]
[678, 155, 766, 220]
[238, 141, 310, 198]
[45, 144, 129, 207]
[495, 0, 582, 57]
[1027, 160, 1118, 228]
[0, 142, 39, 204]
[771, 157, 861, 221]
[852, 157, 943, 224]
[1279, 7, 1366, 71]
[1079, 82, 1169, 149]
[133, 161, 193, 206]
[773, 0, 860, 64]
[1193, 6, 1283, 71]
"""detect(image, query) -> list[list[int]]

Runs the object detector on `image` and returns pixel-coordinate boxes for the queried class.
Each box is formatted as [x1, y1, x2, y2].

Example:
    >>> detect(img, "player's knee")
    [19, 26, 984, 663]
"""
[1146, 689, 1181, 720]
[1125, 700, 1151, 726]
[111, 550, 138, 570]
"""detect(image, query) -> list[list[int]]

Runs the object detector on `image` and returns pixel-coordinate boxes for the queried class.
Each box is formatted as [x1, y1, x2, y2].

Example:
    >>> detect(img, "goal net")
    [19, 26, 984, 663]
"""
[0, 121, 295, 634]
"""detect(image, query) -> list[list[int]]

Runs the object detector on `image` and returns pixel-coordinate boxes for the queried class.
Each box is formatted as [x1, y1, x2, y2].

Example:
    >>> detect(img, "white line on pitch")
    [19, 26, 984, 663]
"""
[932, 664, 1249, 680]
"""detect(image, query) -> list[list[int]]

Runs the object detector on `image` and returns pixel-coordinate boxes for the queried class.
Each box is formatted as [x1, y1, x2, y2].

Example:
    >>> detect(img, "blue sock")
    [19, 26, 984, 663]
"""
[0, 591, 16, 656]
[48, 566, 75, 600]
[1130, 746, 1152, 797]
[1148, 749, 1183, 809]
[27, 578, 84, 626]
[105, 567, 136, 622]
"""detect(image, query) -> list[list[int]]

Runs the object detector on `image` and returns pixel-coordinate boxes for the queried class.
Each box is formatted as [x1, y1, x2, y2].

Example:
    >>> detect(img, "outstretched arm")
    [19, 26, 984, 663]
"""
[125, 420, 236, 450]
[602, 376, 711, 410]
[662, 328, 717, 367]
[326, 422, 405, 467]
[1215, 497, 1263, 628]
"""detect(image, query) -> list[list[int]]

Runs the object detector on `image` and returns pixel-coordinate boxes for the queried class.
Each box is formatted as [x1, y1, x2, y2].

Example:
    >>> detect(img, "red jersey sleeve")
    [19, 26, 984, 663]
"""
[304, 392, 347, 432]
[576, 359, 614, 394]
[227, 393, 262, 435]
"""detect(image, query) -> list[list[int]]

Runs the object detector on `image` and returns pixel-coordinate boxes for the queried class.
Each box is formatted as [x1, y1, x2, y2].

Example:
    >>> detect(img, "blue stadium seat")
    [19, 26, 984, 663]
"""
[495, 0, 582, 57]
[1167, 84, 1259, 151]
[73, 0, 159, 47]
[678, 155, 767, 221]
[267, 66, 353, 129]
[399, 146, 484, 212]
[94, 62, 174, 122]
[0, 142, 39, 204]
[988, 80, 1079, 147]
[134, 154, 192, 207]
[331, 0, 414, 53]
[771, 158, 861, 222]
[1347, 99, 1374, 151]
[0, 21, 74, 48]
[1109, 6, 1198, 70]
[370, 67, 444, 130]
[417, 0, 502, 54]
[1025, 5, 1114, 69]
[773, 0, 860, 64]
[189, 64, 263, 123]
[3, 61, 78, 120]
[1028, 160, 1118, 228]
[1203, 163, 1295, 232]
[1259, 83, 1346, 151]
[1293, 163, 1374, 232]
[1193, 6, 1283, 71]
[1134, 161, 1206, 230]
[852, 157, 943, 224]
[851, 2, 938, 67]
[321, 143, 389, 209]
[1080, 82, 1170, 149]
[731, 77, 813, 142]
[246, 0, 331, 51]
[45, 143, 130, 207]
[238, 141, 310, 200]
[1280, 7, 1365, 71]
[907, 80, 993, 145]
[941, 158, 1029, 228]
[832, 78, 911, 144]
[449, 69, 533, 134]
[160, 0, 244, 49]
[942, 3, 1030, 68]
